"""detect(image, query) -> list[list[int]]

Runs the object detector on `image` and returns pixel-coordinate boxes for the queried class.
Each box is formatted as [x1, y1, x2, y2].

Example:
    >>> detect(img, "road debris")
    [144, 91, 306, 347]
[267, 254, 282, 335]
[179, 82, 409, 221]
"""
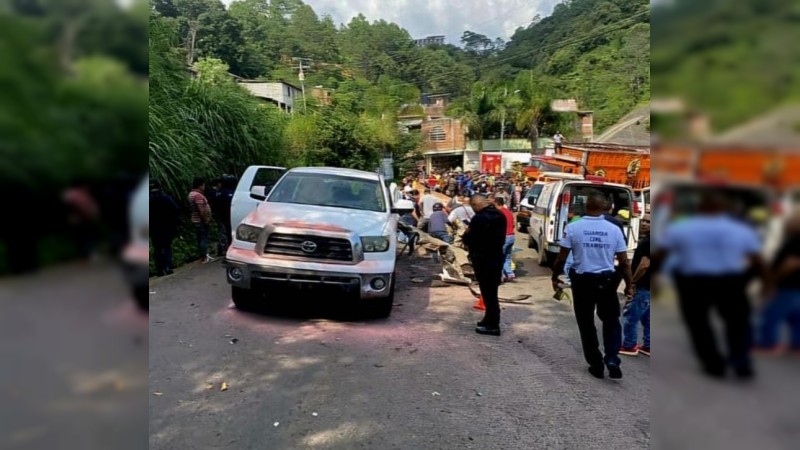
[374, 364, 385, 368]
[205, 384, 214, 390]
[221, 382, 229, 391]
[273, 422, 280, 427]
[153, 392, 163, 396]
[411, 277, 426, 283]
[432, 391, 441, 397]
[312, 412, 318, 417]
[230, 338, 239, 344]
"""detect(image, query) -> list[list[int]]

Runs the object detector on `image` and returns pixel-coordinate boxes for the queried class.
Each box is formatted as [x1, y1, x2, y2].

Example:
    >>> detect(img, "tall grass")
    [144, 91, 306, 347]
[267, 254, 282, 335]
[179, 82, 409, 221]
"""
[149, 14, 289, 198]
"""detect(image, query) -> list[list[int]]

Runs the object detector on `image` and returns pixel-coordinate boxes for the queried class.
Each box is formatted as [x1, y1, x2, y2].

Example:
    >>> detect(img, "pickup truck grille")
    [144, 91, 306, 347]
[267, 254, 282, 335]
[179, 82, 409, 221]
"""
[264, 233, 353, 262]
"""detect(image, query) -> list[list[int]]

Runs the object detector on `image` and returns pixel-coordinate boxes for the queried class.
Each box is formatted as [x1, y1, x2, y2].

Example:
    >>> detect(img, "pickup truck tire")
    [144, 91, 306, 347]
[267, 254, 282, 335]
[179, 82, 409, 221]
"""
[231, 286, 259, 311]
[369, 277, 395, 319]
[133, 284, 149, 311]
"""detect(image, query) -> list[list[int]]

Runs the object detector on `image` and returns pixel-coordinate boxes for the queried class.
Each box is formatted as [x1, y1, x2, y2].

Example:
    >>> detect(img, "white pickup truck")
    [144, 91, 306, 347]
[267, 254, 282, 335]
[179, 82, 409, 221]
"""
[223, 166, 415, 317]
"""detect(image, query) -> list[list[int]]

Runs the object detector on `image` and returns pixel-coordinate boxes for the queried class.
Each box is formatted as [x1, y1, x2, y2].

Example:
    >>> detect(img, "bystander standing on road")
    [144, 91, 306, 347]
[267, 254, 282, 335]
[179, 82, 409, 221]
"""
[621, 213, 651, 357]
[188, 177, 216, 264]
[552, 192, 633, 379]
[150, 179, 180, 276]
[463, 194, 507, 336]
[495, 196, 516, 282]
[756, 213, 800, 353]
[654, 191, 767, 379]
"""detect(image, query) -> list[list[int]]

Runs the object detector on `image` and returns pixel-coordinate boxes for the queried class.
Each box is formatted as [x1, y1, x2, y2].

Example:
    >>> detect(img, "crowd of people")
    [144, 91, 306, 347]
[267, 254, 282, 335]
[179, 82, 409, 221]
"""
[393, 167, 652, 379]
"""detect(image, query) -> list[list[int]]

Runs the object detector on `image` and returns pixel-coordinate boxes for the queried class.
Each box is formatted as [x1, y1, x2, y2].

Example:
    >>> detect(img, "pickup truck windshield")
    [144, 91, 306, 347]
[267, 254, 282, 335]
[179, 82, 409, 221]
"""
[268, 172, 386, 212]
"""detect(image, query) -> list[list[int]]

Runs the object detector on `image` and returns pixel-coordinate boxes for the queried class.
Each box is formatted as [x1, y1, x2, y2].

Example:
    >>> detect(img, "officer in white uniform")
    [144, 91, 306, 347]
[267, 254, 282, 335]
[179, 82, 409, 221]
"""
[654, 190, 766, 379]
[552, 191, 633, 379]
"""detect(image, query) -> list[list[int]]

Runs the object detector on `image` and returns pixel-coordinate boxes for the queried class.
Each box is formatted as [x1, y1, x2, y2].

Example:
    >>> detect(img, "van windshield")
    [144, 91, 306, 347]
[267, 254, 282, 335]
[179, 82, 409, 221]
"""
[565, 185, 633, 224]
[268, 173, 386, 212]
[526, 184, 544, 204]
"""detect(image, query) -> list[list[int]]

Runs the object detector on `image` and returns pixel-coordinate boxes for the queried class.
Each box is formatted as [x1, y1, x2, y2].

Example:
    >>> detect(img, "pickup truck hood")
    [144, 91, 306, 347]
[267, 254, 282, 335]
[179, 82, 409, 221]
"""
[248, 202, 389, 235]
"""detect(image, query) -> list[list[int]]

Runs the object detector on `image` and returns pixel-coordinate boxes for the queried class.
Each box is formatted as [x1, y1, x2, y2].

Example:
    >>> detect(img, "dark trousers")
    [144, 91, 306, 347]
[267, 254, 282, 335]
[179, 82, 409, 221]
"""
[152, 235, 174, 275]
[674, 274, 752, 373]
[570, 270, 623, 367]
[473, 258, 504, 328]
[194, 222, 209, 259]
[216, 218, 232, 255]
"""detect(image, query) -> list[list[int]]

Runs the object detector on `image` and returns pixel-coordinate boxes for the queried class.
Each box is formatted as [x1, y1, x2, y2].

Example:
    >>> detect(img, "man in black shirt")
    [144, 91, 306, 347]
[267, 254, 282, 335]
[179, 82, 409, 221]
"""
[621, 213, 651, 356]
[757, 213, 800, 351]
[463, 194, 507, 336]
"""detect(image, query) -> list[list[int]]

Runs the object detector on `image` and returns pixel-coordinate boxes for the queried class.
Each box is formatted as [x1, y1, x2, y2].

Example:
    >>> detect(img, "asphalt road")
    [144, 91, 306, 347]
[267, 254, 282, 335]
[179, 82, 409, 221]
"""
[0, 262, 149, 450]
[149, 230, 651, 450]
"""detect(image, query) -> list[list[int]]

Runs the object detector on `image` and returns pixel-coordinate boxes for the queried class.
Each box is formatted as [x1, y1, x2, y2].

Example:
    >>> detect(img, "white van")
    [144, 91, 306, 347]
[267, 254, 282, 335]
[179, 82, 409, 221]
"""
[527, 177, 640, 267]
[518, 173, 584, 232]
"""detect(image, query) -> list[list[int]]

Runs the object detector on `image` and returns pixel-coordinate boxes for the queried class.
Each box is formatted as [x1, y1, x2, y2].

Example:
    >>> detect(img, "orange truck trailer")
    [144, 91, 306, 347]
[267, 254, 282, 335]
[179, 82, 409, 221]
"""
[524, 143, 651, 189]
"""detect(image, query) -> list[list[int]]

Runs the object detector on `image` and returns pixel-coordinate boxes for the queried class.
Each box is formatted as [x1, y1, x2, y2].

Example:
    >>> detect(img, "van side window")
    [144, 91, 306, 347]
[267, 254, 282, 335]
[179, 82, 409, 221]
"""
[536, 183, 556, 209]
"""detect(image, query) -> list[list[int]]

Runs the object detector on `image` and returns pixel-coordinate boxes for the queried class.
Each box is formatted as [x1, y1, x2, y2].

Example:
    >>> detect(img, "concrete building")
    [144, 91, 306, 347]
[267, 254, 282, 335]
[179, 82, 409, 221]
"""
[421, 118, 467, 172]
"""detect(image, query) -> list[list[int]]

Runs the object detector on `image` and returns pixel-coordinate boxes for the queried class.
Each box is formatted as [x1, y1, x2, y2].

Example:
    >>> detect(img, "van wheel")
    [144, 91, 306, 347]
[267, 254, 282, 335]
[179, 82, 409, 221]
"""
[370, 278, 395, 319]
[232, 286, 258, 310]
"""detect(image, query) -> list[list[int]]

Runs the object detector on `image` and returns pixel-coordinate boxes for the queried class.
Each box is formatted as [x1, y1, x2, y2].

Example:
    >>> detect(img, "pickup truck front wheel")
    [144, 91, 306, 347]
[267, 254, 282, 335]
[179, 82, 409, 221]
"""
[369, 277, 395, 319]
[232, 286, 259, 311]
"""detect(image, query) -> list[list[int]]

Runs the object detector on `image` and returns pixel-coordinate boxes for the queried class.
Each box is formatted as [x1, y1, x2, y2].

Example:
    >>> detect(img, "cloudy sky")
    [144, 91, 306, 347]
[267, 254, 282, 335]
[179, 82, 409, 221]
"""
[223, 0, 562, 44]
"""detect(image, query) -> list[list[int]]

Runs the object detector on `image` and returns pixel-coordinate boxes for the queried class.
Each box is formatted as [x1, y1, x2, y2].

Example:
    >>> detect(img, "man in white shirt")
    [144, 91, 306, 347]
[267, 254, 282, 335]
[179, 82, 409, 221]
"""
[448, 192, 475, 247]
[418, 187, 439, 232]
[552, 191, 633, 380]
[553, 131, 564, 152]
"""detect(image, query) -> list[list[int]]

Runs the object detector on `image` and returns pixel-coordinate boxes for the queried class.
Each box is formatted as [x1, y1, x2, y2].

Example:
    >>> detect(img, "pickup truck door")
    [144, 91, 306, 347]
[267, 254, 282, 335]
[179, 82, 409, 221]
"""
[230, 166, 287, 230]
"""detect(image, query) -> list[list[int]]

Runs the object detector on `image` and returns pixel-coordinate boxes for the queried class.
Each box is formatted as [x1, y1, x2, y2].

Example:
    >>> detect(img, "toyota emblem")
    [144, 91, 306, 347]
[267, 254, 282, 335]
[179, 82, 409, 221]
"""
[300, 240, 318, 253]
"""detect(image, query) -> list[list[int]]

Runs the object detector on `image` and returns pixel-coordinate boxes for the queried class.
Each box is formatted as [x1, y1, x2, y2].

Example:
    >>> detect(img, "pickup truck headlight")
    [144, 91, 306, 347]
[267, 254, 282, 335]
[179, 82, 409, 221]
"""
[236, 224, 261, 242]
[361, 236, 390, 252]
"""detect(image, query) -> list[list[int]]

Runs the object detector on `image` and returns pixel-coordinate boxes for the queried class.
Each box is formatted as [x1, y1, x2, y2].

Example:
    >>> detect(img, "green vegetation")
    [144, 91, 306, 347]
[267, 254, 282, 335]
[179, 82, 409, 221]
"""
[145, 0, 650, 268]
[1, 1, 148, 274]
[652, 0, 800, 132]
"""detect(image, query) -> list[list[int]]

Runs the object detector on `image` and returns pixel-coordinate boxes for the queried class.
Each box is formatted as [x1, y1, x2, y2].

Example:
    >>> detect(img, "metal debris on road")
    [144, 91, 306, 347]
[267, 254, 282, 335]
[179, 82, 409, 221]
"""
[221, 382, 229, 391]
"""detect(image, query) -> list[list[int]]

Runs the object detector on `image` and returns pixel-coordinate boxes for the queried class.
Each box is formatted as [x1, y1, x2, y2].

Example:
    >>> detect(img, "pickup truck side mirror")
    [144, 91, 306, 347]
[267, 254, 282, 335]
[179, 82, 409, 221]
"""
[250, 185, 267, 201]
[391, 199, 415, 214]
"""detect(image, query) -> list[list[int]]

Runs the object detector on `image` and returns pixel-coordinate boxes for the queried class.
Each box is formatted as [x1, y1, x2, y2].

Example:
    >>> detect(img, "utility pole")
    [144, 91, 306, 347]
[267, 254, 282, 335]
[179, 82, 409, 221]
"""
[500, 87, 507, 150]
[292, 57, 312, 114]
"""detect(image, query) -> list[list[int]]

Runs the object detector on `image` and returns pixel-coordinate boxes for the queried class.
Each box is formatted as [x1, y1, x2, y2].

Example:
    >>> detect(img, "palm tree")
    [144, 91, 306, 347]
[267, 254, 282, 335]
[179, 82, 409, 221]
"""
[513, 74, 559, 155]
[448, 83, 493, 152]
[486, 85, 520, 149]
